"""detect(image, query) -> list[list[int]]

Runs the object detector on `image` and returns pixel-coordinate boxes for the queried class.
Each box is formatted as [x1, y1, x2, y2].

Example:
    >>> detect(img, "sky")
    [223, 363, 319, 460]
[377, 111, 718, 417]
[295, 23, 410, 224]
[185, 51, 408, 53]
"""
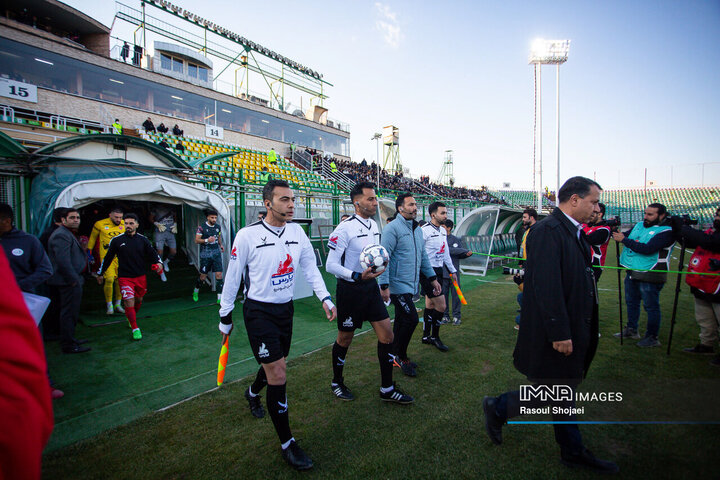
[63, 0, 720, 190]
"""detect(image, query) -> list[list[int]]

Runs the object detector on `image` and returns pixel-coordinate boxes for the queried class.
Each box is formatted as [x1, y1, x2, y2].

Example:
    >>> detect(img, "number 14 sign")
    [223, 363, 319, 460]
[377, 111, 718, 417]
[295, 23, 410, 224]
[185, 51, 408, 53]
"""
[0, 79, 38, 103]
[205, 124, 224, 140]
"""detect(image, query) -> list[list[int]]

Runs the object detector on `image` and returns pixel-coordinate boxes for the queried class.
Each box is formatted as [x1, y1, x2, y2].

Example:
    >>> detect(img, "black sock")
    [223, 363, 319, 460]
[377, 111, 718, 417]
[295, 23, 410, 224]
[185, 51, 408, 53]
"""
[250, 366, 267, 395]
[377, 341, 394, 388]
[266, 383, 292, 445]
[422, 308, 431, 337]
[195, 278, 204, 289]
[216, 278, 224, 293]
[167, 253, 176, 261]
[431, 309, 441, 338]
[393, 316, 417, 360]
[332, 342, 348, 384]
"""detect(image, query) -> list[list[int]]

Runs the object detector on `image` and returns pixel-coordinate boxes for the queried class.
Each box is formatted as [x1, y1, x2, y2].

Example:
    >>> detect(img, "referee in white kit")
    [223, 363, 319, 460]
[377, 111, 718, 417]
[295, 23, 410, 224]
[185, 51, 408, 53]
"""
[219, 179, 337, 471]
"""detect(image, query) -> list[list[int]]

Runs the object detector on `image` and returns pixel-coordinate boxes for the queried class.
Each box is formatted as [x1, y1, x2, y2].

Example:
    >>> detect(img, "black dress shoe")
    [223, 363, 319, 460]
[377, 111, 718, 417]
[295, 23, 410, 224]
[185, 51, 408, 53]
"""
[421, 336, 432, 344]
[73, 338, 90, 345]
[482, 396, 503, 445]
[430, 337, 449, 352]
[561, 448, 619, 474]
[281, 441, 313, 470]
[62, 344, 91, 354]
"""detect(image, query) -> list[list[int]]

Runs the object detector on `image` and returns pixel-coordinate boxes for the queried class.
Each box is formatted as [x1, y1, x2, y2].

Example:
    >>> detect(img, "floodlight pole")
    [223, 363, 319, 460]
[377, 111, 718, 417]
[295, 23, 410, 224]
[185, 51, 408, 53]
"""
[529, 39, 569, 212]
[556, 63, 560, 204]
[536, 63, 542, 212]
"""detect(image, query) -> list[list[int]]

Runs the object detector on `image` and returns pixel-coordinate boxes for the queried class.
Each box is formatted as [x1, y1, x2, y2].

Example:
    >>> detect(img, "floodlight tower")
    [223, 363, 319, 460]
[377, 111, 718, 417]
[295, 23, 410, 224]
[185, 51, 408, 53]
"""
[382, 126, 402, 175]
[371, 132, 382, 187]
[436, 150, 455, 186]
[529, 39, 570, 211]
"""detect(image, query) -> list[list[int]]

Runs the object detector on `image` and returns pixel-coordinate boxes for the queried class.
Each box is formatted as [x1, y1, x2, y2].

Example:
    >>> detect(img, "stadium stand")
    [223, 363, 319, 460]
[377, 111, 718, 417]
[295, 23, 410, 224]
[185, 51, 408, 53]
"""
[602, 187, 719, 225]
[488, 187, 718, 226]
[489, 189, 553, 208]
[316, 156, 502, 203]
[141, 130, 336, 192]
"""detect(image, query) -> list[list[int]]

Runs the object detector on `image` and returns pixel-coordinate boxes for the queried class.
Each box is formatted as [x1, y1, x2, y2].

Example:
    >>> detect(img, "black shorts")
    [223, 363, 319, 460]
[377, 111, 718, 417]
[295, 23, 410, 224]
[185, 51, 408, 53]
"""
[336, 279, 389, 332]
[200, 250, 223, 274]
[243, 298, 294, 364]
[420, 267, 444, 298]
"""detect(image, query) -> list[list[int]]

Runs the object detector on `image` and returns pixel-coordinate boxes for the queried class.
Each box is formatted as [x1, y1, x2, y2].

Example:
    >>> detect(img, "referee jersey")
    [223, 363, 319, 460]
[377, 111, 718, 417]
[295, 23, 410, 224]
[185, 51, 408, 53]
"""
[219, 221, 331, 316]
[326, 214, 381, 281]
[421, 222, 456, 274]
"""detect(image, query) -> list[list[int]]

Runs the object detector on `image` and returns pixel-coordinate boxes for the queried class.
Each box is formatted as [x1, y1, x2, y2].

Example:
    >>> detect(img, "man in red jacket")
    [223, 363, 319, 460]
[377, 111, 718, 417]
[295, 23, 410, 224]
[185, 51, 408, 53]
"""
[675, 207, 720, 364]
[0, 248, 54, 480]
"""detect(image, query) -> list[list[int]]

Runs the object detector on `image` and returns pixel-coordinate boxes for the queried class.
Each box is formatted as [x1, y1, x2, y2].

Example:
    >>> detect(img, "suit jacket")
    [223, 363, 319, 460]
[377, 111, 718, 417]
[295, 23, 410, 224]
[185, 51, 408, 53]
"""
[513, 207, 598, 383]
[47, 226, 86, 286]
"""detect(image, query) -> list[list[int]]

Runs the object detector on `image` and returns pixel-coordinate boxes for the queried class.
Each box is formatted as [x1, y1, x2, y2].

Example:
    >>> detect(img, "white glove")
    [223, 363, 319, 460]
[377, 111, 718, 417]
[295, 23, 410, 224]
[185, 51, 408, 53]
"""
[170, 224, 177, 234]
[155, 222, 166, 232]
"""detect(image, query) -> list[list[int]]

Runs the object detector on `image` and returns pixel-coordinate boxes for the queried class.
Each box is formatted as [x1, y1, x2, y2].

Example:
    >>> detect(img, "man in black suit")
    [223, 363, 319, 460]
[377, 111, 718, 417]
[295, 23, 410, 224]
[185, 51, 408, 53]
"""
[482, 176, 618, 474]
[47, 208, 90, 354]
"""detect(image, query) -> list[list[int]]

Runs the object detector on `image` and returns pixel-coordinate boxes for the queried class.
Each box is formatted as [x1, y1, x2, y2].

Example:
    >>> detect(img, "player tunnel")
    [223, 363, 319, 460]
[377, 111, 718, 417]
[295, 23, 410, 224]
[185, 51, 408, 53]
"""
[27, 135, 232, 274]
[454, 205, 546, 276]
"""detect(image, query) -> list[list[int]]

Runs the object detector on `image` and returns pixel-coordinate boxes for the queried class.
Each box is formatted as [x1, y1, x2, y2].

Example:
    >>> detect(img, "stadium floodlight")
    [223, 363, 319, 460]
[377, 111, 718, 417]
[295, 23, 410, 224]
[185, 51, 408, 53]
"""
[529, 39, 570, 65]
[529, 38, 570, 211]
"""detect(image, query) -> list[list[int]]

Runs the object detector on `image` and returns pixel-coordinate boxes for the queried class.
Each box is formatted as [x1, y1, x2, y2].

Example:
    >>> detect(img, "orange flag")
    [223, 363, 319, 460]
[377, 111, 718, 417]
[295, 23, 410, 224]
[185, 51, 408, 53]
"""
[217, 336, 229, 386]
[451, 274, 468, 305]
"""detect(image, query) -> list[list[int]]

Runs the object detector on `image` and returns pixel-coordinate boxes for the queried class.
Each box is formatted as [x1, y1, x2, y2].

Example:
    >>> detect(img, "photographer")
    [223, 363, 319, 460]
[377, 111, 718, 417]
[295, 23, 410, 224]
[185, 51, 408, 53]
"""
[612, 203, 675, 347]
[673, 207, 720, 365]
[510, 212, 536, 330]
[515, 208, 537, 253]
[582, 203, 612, 283]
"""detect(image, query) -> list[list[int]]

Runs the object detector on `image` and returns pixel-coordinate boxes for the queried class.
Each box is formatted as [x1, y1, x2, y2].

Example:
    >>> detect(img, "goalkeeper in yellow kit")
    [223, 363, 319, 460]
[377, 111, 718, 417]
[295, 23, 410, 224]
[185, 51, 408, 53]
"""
[87, 208, 126, 314]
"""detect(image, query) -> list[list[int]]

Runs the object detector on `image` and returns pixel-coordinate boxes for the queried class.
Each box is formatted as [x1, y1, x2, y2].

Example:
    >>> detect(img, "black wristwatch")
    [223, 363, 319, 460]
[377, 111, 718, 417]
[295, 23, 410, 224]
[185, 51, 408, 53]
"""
[351, 271, 362, 282]
[380, 283, 389, 290]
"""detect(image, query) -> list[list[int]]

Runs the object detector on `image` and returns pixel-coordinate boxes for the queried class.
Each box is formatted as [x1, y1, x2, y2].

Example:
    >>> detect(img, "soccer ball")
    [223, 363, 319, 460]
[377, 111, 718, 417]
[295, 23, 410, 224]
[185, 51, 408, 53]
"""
[359, 244, 389, 273]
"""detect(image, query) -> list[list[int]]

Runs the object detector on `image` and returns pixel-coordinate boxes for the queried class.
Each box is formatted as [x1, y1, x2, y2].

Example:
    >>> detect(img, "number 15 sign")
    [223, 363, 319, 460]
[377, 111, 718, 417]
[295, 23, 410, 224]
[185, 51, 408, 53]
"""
[0, 79, 38, 103]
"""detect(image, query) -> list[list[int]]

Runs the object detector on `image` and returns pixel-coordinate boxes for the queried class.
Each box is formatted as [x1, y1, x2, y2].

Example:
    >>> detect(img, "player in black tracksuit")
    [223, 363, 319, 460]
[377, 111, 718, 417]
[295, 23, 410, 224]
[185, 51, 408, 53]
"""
[99, 213, 162, 340]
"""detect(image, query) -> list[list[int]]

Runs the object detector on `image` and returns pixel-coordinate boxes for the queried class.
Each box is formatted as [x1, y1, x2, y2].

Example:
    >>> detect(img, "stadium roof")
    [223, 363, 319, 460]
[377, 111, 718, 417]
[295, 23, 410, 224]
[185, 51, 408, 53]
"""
[14, 0, 110, 36]
[187, 151, 241, 169]
[0, 131, 29, 158]
[32, 134, 190, 170]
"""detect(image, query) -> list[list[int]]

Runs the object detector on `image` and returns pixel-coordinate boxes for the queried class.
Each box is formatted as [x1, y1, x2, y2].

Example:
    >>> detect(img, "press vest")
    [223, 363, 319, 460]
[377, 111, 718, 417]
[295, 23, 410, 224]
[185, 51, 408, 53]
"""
[620, 223, 673, 283]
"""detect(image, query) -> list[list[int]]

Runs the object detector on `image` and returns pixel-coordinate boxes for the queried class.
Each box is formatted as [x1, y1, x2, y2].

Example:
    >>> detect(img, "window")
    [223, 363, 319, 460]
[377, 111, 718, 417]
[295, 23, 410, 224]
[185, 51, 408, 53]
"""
[172, 57, 183, 73]
[160, 53, 171, 70]
[188, 63, 197, 78]
[0, 37, 349, 156]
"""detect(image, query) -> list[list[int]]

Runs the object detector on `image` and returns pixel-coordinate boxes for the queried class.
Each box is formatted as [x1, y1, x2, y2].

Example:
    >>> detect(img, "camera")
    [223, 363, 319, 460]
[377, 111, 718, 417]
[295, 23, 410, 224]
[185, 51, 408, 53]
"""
[679, 214, 699, 226]
[601, 216, 621, 229]
[503, 267, 524, 276]
[670, 214, 698, 226]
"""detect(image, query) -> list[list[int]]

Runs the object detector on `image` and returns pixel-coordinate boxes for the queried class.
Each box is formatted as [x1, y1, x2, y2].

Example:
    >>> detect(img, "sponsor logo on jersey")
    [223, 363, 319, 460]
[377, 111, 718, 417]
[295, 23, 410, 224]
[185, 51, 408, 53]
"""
[271, 254, 294, 291]
[328, 235, 338, 248]
[230, 246, 237, 260]
[11, 248, 23, 256]
[438, 243, 445, 254]
[258, 342, 269, 358]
